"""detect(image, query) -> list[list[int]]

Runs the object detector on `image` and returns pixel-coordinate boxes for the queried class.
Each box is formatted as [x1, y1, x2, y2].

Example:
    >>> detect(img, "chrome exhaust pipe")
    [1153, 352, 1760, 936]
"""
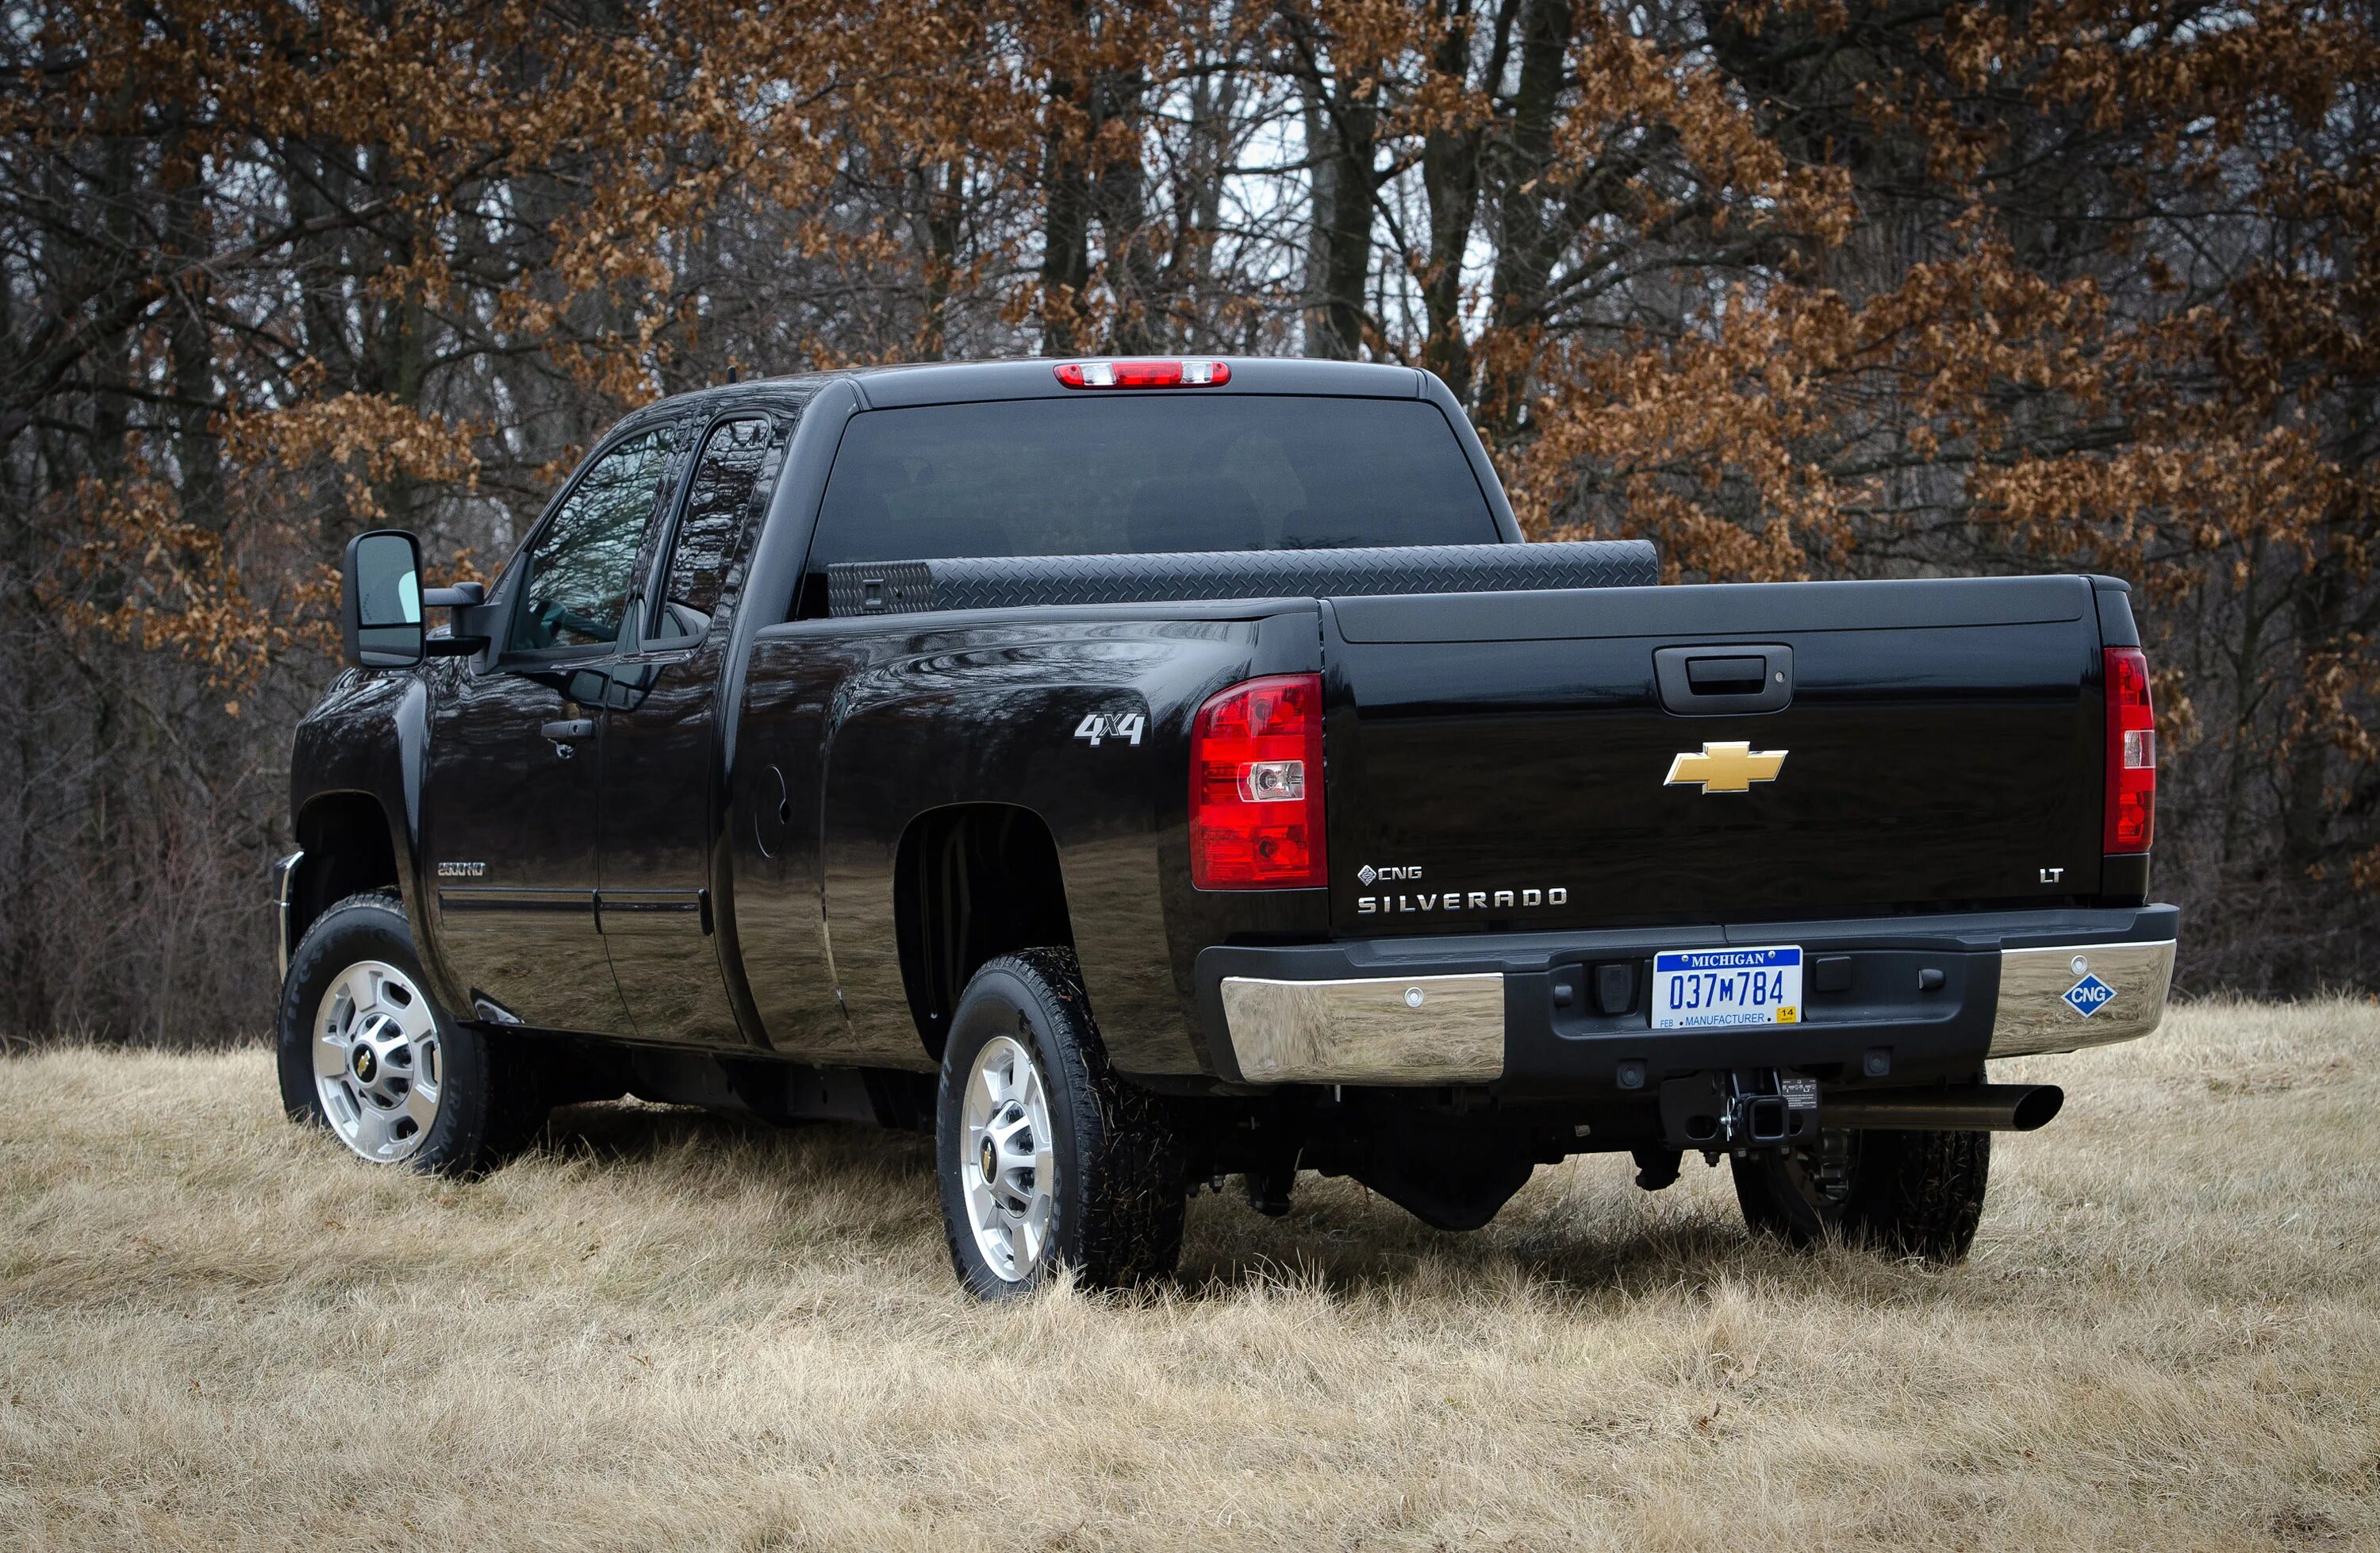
[1823, 1083, 2063, 1132]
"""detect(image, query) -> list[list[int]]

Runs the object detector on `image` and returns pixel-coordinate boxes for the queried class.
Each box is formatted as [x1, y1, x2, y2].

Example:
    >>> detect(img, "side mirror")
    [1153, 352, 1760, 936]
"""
[340, 530, 424, 668]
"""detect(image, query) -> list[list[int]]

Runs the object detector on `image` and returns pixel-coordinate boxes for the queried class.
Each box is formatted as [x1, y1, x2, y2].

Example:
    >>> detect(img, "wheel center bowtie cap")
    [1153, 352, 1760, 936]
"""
[351, 1045, 377, 1082]
[979, 1136, 999, 1183]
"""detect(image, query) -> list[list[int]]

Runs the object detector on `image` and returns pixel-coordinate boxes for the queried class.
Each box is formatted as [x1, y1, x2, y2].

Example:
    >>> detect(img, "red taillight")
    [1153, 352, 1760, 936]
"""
[1054, 359, 1230, 389]
[2103, 646, 2156, 853]
[1190, 673, 1326, 889]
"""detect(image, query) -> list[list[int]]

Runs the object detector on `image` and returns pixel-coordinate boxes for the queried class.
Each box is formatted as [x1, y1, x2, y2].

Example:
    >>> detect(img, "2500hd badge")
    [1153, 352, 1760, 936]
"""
[274, 355, 2177, 1300]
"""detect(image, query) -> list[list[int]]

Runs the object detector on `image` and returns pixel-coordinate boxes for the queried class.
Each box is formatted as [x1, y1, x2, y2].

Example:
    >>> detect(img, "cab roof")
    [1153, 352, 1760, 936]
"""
[617, 356, 1431, 429]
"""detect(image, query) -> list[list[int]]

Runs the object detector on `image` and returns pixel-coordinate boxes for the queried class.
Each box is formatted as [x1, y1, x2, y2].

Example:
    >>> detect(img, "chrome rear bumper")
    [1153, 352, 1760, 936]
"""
[1210, 917, 2176, 1087]
[1219, 973, 1504, 1084]
[1987, 938, 2175, 1057]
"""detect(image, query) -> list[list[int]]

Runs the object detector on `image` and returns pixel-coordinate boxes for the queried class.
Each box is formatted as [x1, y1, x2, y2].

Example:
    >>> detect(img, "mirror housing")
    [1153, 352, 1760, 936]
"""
[340, 531, 494, 669]
[423, 580, 494, 657]
[340, 530, 425, 668]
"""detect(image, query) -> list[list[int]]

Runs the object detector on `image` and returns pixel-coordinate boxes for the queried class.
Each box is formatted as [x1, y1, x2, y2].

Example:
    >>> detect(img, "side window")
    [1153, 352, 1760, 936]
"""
[653, 417, 777, 640]
[509, 426, 678, 655]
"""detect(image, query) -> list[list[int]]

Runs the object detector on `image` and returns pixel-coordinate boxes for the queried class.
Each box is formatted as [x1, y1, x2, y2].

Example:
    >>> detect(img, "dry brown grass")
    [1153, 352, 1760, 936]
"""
[2, 1001, 2377, 1551]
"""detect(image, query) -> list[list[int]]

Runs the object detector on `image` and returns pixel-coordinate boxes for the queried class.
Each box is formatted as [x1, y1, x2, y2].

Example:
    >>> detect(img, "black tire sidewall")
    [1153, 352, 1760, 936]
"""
[935, 956, 1096, 1301]
[275, 893, 497, 1174]
[1847, 1127, 1990, 1259]
[1732, 1127, 1990, 1260]
[1731, 1138, 1850, 1247]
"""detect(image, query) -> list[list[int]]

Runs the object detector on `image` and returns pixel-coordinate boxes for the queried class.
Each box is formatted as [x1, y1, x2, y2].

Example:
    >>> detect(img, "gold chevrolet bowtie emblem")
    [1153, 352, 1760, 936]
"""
[1664, 741, 1787, 794]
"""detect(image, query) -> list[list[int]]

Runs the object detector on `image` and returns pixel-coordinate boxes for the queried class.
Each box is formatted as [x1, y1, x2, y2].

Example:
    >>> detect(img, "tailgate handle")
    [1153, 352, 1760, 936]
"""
[1655, 644, 1793, 715]
[1686, 655, 1768, 694]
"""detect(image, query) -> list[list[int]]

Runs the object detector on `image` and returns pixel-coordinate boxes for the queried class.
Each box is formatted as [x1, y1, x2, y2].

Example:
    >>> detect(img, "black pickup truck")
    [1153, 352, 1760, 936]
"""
[278, 356, 2177, 1296]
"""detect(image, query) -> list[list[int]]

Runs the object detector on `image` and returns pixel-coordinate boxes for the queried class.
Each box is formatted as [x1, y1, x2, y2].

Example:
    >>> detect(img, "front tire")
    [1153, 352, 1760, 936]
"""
[276, 892, 546, 1174]
[936, 948, 1184, 1300]
[1732, 1127, 1990, 1262]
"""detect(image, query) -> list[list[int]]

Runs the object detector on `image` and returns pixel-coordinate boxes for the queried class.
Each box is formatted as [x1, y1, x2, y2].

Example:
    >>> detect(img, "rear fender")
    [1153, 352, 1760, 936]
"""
[808, 608, 1322, 1075]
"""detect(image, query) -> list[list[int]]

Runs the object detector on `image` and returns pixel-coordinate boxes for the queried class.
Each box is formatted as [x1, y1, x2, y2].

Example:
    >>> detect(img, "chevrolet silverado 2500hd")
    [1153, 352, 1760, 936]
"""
[278, 357, 2177, 1297]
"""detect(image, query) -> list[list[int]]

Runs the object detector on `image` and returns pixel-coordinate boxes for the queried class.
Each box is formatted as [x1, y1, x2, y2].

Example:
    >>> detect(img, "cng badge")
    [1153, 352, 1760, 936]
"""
[2063, 973, 2117, 1017]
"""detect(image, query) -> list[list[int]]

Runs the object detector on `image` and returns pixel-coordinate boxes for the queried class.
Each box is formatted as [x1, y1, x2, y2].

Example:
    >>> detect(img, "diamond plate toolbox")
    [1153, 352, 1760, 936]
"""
[827, 540, 1658, 619]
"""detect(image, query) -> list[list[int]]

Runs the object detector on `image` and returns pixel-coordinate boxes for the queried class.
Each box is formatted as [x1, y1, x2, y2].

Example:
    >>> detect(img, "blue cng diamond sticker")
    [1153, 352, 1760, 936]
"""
[2063, 973, 2117, 1018]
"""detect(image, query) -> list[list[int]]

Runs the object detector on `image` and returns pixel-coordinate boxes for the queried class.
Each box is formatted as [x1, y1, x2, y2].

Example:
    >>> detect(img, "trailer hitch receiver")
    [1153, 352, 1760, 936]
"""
[1658, 1070, 1820, 1150]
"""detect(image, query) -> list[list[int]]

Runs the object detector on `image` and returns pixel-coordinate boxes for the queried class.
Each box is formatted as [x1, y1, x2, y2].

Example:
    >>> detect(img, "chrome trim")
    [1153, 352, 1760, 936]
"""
[1990, 939, 2176, 1058]
[1219, 972, 1505, 1084]
[273, 849, 305, 983]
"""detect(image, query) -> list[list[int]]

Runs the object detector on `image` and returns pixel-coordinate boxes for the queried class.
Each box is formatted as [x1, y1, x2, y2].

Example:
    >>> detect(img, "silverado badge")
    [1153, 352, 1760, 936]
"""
[1664, 741, 1787, 794]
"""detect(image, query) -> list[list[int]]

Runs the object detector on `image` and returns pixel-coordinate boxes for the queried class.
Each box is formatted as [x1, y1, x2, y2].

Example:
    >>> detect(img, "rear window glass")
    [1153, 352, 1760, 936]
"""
[804, 396, 1496, 596]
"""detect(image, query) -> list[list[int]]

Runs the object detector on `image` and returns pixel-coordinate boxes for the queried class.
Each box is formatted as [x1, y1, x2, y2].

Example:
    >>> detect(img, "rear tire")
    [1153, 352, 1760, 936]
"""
[936, 948, 1185, 1300]
[1732, 1127, 1989, 1262]
[276, 891, 548, 1175]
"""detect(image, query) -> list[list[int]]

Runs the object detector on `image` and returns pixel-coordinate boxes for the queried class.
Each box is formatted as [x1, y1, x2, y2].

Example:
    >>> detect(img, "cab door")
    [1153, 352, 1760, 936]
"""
[422, 422, 685, 1033]
[597, 413, 787, 1044]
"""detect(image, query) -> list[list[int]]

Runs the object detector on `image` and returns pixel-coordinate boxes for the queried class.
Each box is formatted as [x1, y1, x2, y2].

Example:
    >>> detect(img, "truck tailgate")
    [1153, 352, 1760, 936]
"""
[1321, 575, 2107, 934]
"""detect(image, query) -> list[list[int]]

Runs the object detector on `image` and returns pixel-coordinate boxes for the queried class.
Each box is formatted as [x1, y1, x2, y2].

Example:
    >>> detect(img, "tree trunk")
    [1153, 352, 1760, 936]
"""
[1040, 48, 1094, 355]
[1092, 67, 1162, 354]
[1177, 40, 1238, 346]
[159, 135, 225, 534]
[1479, 0, 1574, 433]
[1289, 30, 1380, 361]
[1418, 0, 1514, 402]
[921, 161, 962, 359]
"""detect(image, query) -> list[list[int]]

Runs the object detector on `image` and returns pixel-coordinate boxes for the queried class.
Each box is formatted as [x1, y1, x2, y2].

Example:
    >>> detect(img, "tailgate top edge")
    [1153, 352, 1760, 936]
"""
[1331, 574, 2092, 644]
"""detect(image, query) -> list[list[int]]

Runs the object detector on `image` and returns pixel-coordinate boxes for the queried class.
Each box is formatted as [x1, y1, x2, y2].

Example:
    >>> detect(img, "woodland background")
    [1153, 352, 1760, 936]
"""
[1, 0, 2374, 1046]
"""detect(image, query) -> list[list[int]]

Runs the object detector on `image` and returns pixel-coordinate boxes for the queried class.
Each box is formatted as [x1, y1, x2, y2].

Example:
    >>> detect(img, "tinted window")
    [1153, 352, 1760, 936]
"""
[806, 397, 1495, 582]
[655, 417, 777, 637]
[509, 427, 678, 654]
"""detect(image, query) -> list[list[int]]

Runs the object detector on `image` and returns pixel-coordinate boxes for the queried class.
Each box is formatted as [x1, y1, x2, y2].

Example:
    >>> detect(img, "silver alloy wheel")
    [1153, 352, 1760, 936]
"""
[312, 959, 442, 1164]
[960, 1033, 1056, 1282]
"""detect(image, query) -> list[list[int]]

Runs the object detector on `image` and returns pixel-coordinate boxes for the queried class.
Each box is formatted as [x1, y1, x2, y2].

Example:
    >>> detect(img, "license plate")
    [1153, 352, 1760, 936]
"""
[1652, 945, 1802, 1029]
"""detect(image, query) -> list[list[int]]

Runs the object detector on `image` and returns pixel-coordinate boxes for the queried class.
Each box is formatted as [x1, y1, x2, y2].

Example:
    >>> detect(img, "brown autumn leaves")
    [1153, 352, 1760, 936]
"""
[2, 0, 2374, 1036]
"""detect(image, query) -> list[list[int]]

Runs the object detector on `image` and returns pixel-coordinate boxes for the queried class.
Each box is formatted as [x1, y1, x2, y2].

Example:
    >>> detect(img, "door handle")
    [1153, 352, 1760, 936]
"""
[539, 718, 596, 741]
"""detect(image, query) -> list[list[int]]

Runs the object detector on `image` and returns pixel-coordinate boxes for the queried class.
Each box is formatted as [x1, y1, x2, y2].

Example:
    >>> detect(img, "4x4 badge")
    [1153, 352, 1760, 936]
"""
[1664, 741, 1787, 794]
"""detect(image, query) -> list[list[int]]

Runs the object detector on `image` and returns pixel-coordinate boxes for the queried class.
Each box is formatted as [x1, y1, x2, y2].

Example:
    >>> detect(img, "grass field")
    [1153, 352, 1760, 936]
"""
[2, 1001, 2376, 1551]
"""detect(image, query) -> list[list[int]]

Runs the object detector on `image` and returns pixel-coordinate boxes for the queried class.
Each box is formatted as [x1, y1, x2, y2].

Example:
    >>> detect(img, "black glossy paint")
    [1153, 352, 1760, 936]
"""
[1320, 579, 2109, 937]
[422, 659, 628, 1032]
[596, 410, 789, 1046]
[727, 629, 854, 1057]
[286, 356, 2164, 1109]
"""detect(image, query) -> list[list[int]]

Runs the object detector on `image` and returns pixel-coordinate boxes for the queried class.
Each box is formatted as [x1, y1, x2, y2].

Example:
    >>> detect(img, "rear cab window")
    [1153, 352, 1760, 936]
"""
[797, 396, 1497, 617]
[646, 416, 781, 644]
